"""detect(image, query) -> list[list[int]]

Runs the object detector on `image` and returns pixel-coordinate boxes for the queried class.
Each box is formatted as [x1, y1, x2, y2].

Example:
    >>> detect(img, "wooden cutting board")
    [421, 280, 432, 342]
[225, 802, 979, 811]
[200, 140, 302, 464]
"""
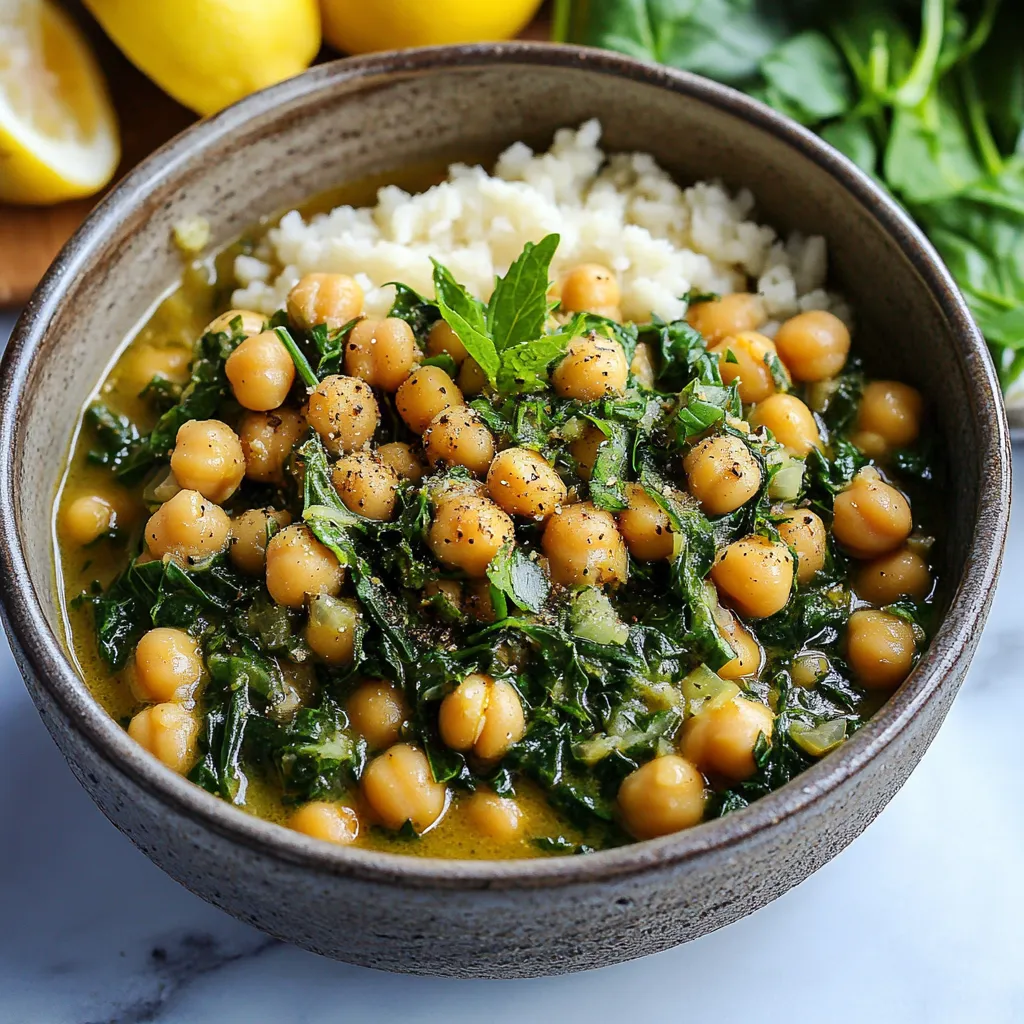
[0, 7, 551, 307]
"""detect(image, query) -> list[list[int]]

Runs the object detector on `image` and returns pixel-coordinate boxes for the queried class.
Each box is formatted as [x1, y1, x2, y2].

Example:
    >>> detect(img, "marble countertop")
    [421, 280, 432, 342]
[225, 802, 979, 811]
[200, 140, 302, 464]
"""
[1, 311, 1020, 1024]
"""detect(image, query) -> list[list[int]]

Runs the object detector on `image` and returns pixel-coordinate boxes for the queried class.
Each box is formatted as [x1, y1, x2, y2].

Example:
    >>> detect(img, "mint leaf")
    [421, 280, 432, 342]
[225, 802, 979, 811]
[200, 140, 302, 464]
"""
[496, 335, 570, 395]
[486, 233, 560, 352]
[431, 259, 500, 384]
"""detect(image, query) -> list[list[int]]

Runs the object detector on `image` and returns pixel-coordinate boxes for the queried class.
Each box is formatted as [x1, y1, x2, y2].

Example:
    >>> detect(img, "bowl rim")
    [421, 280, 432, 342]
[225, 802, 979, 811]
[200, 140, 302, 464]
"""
[0, 41, 1011, 890]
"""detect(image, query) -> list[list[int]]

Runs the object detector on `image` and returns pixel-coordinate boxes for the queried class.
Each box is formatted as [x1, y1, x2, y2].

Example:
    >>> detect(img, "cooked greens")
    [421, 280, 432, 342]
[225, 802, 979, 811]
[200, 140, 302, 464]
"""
[67, 231, 938, 856]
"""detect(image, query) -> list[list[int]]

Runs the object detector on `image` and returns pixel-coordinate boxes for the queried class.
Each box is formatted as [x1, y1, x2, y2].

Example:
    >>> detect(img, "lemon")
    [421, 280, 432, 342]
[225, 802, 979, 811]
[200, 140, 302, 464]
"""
[0, 0, 119, 205]
[83, 0, 321, 117]
[321, 0, 544, 54]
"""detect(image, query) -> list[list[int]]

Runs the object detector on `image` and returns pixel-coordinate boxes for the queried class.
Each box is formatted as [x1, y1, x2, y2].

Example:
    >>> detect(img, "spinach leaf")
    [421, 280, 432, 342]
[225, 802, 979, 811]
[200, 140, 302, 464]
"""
[387, 281, 442, 339]
[247, 698, 366, 803]
[85, 403, 141, 468]
[884, 85, 984, 204]
[643, 316, 720, 391]
[760, 31, 853, 123]
[486, 233, 559, 351]
[554, 0, 789, 86]
[486, 542, 550, 613]
[586, 420, 630, 511]
[91, 555, 260, 668]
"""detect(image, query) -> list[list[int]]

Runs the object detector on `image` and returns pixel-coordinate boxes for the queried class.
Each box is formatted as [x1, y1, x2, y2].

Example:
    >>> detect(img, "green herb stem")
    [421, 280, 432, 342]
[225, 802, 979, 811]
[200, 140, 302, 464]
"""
[960, 64, 1005, 178]
[274, 326, 319, 389]
[892, 0, 946, 108]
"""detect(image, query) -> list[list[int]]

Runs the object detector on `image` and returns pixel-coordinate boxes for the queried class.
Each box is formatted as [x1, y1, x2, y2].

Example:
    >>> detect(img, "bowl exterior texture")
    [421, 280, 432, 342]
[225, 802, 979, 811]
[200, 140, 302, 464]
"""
[0, 45, 1010, 977]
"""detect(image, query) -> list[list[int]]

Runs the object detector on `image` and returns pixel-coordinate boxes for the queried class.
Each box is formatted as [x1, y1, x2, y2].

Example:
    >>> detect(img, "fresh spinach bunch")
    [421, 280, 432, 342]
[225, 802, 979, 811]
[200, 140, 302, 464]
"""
[554, 0, 1024, 390]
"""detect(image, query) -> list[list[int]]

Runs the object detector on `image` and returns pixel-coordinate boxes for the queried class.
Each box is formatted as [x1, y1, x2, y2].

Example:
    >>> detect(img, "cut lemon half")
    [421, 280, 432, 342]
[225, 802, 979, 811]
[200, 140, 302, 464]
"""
[0, 0, 119, 205]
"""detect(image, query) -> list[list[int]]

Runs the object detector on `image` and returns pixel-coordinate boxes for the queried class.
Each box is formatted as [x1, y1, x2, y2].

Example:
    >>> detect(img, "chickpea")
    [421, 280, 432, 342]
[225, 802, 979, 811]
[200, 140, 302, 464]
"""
[304, 594, 361, 665]
[560, 263, 622, 320]
[711, 534, 794, 619]
[846, 609, 916, 689]
[617, 755, 706, 839]
[344, 317, 418, 392]
[229, 508, 290, 575]
[617, 482, 674, 560]
[378, 441, 425, 483]
[856, 381, 924, 450]
[711, 331, 784, 404]
[224, 330, 296, 411]
[832, 471, 913, 559]
[396, 365, 464, 434]
[683, 434, 761, 515]
[464, 790, 522, 842]
[748, 393, 821, 455]
[127, 702, 198, 774]
[331, 450, 399, 521]
[777, 509, 827, 584]
[854, 547, 931, 605]
[717, 614, 763, 680]
[791, 652, 830, 688]
[542, 502, 628, 587]
[306, 374, 380, 454]
[464, 580, 497, 623]
[486, 447, 567, 518]
[424, 579, 464, 616]
[569, 423, 605, 481]
[288, 801, 360, 845]
[426, 320, 468, 365]
[125, 345, 192, 392]
[629, 340, 656, 388]
[286, 272, 363, 331]
[773, 310, 850, 382]
[422, 406, 495, 476]
[685, 293, 766, 344]
[145, 489, 230, 564]
[204, 308, 265, 339]
[238, 407, 306, 483]
[62, 494, 119, 546]
[347, 680, 408, 750]
[265, 524, 343, 608]
[132, 627, 202, 703]
[361, 743, 447, 833]
[457, 357, 488, 397]
[551, 333, 629, 401]
[850, 430, 888, 460]
[169, 419, 245, 503]
[438, 674, 526, 762]
[427, 494, 514, 578]
[680, 696, 775, 782]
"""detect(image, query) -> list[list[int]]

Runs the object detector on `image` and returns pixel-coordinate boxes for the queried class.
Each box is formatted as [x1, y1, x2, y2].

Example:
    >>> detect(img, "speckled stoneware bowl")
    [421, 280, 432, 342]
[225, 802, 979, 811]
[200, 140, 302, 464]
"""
[0, 44, 1011, 978]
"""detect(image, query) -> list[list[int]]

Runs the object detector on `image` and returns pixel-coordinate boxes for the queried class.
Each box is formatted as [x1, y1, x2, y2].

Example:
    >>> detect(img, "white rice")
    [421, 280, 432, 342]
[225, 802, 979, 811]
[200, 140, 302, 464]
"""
[232, 119, 850, 330]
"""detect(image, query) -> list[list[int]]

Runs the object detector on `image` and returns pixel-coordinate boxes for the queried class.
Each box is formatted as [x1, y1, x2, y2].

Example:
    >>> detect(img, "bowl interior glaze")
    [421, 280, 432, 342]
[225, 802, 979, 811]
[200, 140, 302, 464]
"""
[0, 44, 1010, 976]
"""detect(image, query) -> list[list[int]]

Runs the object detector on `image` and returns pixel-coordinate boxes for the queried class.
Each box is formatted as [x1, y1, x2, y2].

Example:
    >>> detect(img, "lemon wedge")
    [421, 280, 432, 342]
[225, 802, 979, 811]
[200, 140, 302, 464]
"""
[83, 0, 321, 117]
[0, 0, 119, 205]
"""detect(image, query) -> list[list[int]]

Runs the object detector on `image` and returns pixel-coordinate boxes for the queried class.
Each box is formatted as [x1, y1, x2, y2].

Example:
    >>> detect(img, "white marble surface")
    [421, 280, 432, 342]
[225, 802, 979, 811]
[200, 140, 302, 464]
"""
[1, 309, 1021, 1024]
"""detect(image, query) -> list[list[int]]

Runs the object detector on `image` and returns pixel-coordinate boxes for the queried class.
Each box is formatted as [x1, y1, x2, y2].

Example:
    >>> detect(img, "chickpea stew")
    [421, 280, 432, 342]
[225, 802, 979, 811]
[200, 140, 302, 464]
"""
[58, 226, 941, 858]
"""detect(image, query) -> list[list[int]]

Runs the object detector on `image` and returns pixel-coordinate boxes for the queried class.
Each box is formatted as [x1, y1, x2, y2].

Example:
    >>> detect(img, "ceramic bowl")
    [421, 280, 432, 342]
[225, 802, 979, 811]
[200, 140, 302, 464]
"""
[0, 43, 1011, 978]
